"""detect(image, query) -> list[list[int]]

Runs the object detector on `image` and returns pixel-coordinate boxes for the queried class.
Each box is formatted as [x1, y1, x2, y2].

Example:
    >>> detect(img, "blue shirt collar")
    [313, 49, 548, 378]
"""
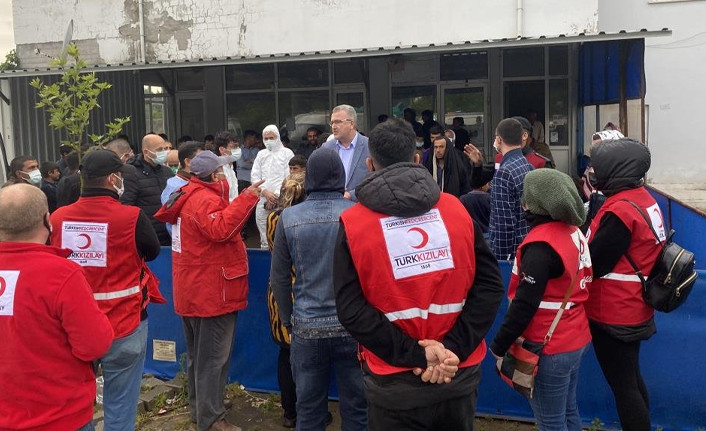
[336, 132, 359, 150]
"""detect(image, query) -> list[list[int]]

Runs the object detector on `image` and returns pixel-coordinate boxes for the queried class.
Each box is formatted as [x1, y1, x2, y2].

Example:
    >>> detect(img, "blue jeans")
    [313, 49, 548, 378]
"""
[529, 344, 588, 431]
[290, 335, 367, 431]
[101, 319, 148, 431]
[76, 421, 95, 431]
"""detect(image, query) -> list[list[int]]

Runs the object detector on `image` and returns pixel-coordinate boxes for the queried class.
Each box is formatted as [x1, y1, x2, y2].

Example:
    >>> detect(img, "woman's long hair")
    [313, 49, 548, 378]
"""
[278, 172, 306, 210]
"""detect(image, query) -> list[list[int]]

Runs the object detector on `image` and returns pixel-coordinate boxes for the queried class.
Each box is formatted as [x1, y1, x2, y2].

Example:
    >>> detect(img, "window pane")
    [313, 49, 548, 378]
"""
[334, 60, 365, 84]
[151, 103, 165, 134]
[144, 85, 164, 95]
[627, 99, 643, 141]
[391, 86, 437, 123]
[582, 105, 597, 155]
[278, 91, 329, 144]
[549, 45, 568, 76]
[226, 93, 276, 137]
[598, 104, 619, 132]
[440, 51, 488, 81]
[548, 79, 568, 146]
[225, 64, 275, 91]
[278, 61, 329, 88]
[503, 47, 544, 77]
[391, 55, 437, 84]
[176, 69, 205, 91]
[443, 87, 486, 146]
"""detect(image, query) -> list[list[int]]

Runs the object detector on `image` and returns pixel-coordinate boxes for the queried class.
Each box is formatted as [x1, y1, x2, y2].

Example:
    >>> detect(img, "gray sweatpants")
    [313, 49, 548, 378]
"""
[182, 313, 238, 431]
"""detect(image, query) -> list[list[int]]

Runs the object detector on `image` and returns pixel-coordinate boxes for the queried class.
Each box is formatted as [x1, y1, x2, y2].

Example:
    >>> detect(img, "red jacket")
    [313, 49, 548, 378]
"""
[341, 194, 486, 375]
[495, 151, 548, 170]
[0, 243, 114, 431]
[586, 187, 663, 325]
[155, 178, 259, 317]
[51, 195, 165, 338]
[508, 222, 592, 354]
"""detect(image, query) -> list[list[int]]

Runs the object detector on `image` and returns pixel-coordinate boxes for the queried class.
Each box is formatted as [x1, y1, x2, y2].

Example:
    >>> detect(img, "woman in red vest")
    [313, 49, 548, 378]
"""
[586, 138, 661, 431]
[491, 168, 592, 431]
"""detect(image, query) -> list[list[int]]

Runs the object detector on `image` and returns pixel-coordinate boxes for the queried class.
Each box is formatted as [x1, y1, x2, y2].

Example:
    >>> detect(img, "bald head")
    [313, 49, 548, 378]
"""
[166, 150, 179, 170]
[141, 134, 170, 166]
[0, 183, 50, 243]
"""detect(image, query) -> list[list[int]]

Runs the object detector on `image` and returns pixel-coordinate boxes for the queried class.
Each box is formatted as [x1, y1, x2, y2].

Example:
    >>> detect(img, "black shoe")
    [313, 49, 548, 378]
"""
[325, 412, 333, 427]
[283, 415, 296, 428]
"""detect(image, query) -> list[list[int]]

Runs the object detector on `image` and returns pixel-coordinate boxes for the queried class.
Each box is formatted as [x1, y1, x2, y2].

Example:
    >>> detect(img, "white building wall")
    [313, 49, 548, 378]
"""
[13, 0, 598, 68]
[598, 0, 706, 184]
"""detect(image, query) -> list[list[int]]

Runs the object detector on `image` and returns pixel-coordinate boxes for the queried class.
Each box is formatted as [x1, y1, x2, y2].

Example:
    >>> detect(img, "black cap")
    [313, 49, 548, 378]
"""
[512, 116, 532, 131]
[80, 149, 128, 179]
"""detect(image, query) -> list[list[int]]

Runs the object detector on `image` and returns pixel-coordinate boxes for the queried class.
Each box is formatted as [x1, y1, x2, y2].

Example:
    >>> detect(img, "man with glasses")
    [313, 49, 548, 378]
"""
[121, 134, 175, 246]
[322, 104, 370, 202]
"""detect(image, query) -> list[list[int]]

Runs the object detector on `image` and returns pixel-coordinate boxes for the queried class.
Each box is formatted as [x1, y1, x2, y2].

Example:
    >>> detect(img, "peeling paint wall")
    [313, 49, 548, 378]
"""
[12, 0, 598, 67]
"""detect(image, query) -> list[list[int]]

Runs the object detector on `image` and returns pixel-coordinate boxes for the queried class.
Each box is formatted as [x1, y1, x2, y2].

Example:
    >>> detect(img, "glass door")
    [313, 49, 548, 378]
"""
[441, 85, 487, 153]
[176, 95, 206, 140]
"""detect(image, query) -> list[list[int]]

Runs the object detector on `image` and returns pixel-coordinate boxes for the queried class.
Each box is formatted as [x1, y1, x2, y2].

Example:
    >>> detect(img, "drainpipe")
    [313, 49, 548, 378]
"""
[516, 0, 524, 38]
[138, 0, 146, 63]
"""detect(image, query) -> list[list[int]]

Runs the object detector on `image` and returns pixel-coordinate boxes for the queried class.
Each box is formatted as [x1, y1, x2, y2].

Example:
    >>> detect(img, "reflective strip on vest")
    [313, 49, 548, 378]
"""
[538, 301, 575, 310]
[601, 272, 641, 282]
[93, 285, 141, 301]
[384, 301, 466, 322]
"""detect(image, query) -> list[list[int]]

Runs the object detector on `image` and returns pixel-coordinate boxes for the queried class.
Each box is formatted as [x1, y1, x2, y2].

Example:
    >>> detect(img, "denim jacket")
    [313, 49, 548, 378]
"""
[270, 192, 354, 338]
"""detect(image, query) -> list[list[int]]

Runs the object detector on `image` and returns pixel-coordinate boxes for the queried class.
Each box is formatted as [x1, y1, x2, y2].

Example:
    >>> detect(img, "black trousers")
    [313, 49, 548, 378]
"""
[590, 322, 651, 431]
[278, 346, 297, 419]
[182, 313, 238, 431]
[367, 388, 478, 431]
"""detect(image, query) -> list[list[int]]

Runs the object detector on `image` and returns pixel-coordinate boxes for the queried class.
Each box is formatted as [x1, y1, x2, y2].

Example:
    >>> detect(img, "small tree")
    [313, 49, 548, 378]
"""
[29, 44, 130, 160]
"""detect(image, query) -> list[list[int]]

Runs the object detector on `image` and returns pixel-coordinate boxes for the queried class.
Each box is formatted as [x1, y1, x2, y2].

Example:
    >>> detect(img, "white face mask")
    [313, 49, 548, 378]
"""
[112, 173, 125, 197]
[264, 139, 278, 151]
[148, 149, 169, 165]
[22, 170, 42, 186]
[227, 147, 242, 162]
[415, 140, 424, 149]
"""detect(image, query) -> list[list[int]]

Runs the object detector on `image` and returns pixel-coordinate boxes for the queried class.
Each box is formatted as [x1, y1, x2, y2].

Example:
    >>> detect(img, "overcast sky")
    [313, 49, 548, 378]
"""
[0, 0, 14, 56]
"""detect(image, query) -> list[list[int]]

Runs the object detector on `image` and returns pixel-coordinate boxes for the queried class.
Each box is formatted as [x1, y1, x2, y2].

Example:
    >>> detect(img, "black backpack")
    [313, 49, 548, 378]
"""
[623, 200, 698, 313]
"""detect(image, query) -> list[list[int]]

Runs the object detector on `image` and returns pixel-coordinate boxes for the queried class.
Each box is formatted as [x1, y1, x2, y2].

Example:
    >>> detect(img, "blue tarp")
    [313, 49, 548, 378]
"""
[579, 40, 645, 106]
[146, 237, 706, 430]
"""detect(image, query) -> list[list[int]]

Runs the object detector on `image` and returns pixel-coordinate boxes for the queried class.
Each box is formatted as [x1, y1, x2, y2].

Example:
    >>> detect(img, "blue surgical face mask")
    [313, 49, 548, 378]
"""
[22, 169, 42, 186]
[148, 149, 169, 165]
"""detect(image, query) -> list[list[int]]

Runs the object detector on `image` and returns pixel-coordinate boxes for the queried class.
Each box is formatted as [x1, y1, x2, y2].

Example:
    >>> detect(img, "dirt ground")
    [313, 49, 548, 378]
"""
[135, 384, 536, 431]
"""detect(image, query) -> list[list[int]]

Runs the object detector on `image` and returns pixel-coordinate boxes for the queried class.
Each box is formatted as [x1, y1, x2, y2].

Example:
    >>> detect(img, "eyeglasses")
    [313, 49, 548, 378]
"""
[329, 119, 352, 127]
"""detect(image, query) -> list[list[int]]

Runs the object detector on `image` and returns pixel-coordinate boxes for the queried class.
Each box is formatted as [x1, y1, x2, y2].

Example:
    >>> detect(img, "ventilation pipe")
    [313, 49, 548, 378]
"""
[516, 0, 524, 38]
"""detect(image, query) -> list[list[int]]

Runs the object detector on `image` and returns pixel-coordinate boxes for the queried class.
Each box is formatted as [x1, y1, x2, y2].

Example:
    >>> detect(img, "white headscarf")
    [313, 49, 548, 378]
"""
[262, 124, 283, 151]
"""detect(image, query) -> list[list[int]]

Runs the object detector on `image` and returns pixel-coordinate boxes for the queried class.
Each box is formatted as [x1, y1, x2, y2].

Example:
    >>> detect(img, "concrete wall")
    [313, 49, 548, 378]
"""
[13, 0, 598, 68]
[597, 0, 706, 184]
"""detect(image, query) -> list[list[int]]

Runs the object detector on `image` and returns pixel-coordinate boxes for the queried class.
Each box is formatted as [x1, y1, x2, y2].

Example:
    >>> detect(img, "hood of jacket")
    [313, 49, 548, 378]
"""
[356, 162, 440, 218]
[155, 177, 228, 224]
[591, 138, 650, 196]
[305, 147, 346, 194]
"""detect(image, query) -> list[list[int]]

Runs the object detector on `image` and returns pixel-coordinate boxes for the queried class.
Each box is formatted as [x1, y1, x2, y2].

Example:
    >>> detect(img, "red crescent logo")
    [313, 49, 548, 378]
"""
[77, 233, 92, 250]
[653, 208, 663, 229]
[0, 276, 6, 297]
[408, 227, 429, 249]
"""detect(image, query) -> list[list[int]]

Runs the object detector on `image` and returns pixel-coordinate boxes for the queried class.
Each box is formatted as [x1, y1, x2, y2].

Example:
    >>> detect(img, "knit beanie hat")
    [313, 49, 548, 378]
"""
[522, 169, 586, 226]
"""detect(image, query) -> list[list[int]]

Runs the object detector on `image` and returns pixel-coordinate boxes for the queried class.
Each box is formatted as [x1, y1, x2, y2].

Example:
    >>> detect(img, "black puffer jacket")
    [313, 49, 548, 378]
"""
[121, 155, 174, 246]
[591, 138, 650, 197]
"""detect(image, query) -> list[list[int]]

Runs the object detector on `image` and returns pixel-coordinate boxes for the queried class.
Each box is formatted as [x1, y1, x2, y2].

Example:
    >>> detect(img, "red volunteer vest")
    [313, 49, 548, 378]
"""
[341, 193, 485, 375]
[586, 187, 663, 325]
[508, 222, 591, 354]
[51, 196, 146, 338]
[494, 151, 546, 170]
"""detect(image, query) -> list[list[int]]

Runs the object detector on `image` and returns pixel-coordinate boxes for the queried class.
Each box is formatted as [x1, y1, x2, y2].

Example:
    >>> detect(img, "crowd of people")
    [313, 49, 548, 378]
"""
[0, 104, 664, 431]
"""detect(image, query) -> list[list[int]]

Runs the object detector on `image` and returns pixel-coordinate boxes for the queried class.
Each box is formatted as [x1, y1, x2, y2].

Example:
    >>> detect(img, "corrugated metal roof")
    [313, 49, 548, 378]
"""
[0, 29, 671, 78]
